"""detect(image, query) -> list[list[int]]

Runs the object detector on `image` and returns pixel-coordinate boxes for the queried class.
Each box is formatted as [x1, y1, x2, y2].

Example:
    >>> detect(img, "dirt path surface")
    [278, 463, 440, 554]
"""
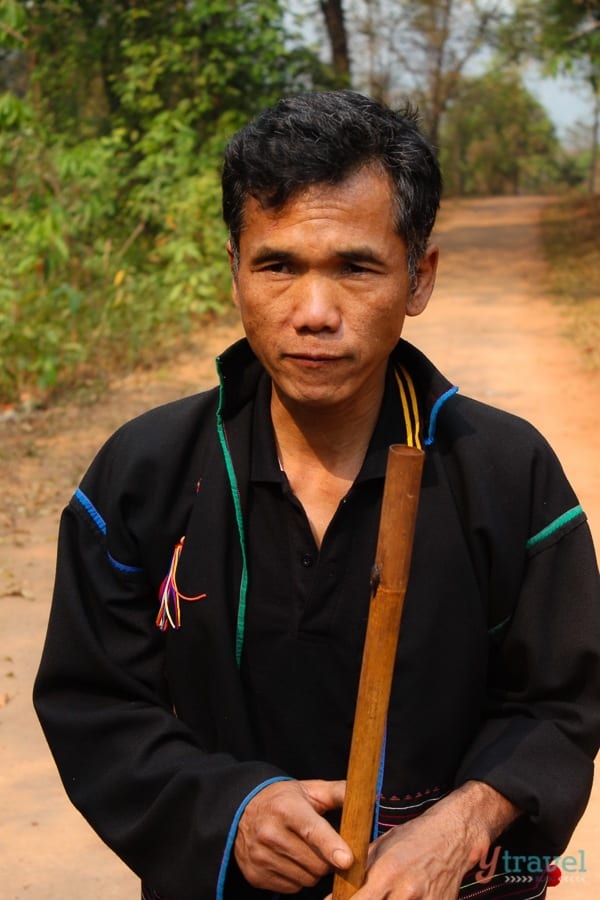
[1, 195, 598, 898]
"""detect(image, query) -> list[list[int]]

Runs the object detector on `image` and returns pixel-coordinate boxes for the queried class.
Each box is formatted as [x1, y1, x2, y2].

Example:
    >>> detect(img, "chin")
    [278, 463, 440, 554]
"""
[284, 386, 348, 410]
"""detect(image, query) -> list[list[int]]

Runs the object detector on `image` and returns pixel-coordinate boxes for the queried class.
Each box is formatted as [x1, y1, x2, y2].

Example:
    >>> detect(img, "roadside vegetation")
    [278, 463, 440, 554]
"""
[0, 1, 336, 407]
[540, 195, 600, 370]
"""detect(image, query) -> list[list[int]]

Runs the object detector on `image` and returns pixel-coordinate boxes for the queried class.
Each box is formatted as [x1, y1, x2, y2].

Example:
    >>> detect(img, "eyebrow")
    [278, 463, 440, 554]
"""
[338, 247, 385, 266]
[249, 245, 385, 267]
[249, 247, 294, 266]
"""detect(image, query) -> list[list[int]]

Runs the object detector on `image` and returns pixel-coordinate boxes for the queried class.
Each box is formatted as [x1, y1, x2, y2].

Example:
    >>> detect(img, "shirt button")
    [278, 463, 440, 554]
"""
[301, 553, 314, 568]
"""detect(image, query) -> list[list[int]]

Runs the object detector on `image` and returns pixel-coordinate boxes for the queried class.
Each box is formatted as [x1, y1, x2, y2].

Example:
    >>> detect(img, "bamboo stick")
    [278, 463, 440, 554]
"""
[332, 444, 424, 899]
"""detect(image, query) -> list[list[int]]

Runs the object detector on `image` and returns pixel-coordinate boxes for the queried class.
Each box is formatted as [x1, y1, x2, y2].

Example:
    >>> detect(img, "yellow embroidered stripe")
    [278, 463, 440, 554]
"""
[395, 367, 422, 450]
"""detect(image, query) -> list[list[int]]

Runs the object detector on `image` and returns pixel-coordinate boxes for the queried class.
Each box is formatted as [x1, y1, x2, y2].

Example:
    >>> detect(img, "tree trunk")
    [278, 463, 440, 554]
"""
[319, 0, 351, 85]
[427, 0, 454, 148]
[588, 75, 599, 195]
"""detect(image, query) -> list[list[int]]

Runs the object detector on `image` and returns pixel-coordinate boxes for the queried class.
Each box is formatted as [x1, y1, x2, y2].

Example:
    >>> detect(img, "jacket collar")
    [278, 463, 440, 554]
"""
[215, 337, 458, 449]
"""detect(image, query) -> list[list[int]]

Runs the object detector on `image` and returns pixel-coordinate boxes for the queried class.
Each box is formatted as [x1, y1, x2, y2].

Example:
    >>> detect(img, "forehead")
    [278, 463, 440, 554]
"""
[239, 167, 398, 247]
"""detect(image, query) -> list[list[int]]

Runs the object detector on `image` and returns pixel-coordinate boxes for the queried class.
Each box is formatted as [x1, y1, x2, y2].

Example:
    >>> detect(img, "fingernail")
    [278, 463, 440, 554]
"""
[333, 848, 352, 868]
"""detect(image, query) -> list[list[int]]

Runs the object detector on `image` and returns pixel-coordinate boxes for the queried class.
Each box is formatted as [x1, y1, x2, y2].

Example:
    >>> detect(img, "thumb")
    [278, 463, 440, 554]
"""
[302, 778, 347, 814]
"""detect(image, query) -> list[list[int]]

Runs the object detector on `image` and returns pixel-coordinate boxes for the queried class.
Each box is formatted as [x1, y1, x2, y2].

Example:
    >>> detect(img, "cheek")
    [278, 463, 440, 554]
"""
[240, 304, 280, 336]
[237, 302, 285, 362]
[353, 301, 406, 346]
[237, 282, 284, 322]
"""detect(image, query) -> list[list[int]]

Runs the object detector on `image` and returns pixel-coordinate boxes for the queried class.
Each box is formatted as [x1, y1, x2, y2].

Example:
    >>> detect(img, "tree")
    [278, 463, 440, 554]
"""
[320, 0, 352, 83]
[503, 0, 599, 191]
[440, 69, 561, 195]
[344, 0, 506, 145]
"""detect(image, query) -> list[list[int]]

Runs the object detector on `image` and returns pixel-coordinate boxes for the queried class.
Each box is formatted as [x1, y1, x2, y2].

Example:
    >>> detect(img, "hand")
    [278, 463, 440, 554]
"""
[324, 781, 520, 899]
[331, 811, 469, 899]
[234, 778, 353, 893]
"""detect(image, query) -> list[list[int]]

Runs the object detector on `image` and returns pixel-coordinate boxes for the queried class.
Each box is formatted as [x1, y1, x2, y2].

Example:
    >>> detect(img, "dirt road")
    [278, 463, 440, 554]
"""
[1, 196, 598, 898]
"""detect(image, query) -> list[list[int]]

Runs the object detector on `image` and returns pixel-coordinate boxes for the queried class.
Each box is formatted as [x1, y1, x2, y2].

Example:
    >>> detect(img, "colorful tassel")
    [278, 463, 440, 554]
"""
[156, 536, 206, 631]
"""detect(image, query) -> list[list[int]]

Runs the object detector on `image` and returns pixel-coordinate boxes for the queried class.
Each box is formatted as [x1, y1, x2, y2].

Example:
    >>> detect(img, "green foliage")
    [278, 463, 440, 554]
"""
[507, 0, 599, 75]
[0, 1, 330, 404]
[440, 69, 562, 195]
[489, 2, 599, 194]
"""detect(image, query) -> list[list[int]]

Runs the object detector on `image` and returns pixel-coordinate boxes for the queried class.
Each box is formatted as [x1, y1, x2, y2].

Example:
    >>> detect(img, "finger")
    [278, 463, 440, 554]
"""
[299, 779, 353, 867]
[263, 823, 335, 879]
[245, 847, 328, 893]
[237, 831, 327, 892]
[302, 778, 347, 814]
[290, 798, 353, 871]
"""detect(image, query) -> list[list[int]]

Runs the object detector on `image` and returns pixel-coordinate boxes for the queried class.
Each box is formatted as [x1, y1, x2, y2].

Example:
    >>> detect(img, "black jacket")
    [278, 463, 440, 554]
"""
[34, 338, 600, 899]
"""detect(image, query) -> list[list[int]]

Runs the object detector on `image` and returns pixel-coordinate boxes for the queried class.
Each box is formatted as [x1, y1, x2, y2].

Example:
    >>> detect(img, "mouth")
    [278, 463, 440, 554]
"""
[285, 353, 346, 367]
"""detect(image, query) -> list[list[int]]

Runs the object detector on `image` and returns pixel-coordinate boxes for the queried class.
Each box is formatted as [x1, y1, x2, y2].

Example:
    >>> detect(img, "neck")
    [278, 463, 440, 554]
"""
[270, 380, 385, 482]
[269, 378, 387, 547]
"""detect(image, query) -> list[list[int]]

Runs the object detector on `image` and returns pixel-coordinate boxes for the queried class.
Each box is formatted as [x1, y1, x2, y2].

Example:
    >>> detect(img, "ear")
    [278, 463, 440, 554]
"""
[226, 239, 240, 308]
[226, 239, 235, 269]
[406, 244, 438, 317]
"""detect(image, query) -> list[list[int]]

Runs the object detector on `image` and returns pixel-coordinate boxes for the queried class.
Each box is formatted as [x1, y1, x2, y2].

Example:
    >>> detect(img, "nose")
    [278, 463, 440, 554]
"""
[290, 275, 342, 334]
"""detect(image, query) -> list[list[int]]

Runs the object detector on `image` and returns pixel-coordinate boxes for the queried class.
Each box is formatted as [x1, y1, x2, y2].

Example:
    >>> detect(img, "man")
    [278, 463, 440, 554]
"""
[34, 91, 600, 900]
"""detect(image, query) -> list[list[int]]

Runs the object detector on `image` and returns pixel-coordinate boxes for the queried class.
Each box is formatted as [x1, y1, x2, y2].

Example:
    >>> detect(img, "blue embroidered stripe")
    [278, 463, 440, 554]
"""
[216, 776, 294, 900]
[424, 386, 459, 447]
[373, 725, 387, 840]
[74, 488, 143, 574]
[74, 487, 106, 534]
[107, 551, 143, 574]
[526, 505, 585, 550]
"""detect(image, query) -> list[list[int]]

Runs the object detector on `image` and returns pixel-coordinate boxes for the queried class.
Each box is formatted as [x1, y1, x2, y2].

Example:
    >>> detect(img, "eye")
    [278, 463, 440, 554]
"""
[254, 260, 294, 275]
[265, 262, 292, 274]
[338, 253, 382, 276]
[341, 261, 372, 276]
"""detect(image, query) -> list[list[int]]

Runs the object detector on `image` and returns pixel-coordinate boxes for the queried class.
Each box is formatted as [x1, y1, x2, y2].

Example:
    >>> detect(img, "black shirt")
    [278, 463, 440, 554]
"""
[242, 368, 408, 781]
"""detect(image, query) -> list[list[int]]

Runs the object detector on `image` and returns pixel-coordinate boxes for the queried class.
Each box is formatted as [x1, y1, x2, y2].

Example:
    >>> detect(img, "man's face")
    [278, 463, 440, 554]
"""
[229, 166, 437, 415]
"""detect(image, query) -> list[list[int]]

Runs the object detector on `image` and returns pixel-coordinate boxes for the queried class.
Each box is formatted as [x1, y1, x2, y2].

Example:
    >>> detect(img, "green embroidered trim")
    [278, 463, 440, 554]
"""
[216, 357, 249, 668]
[488, 615, 511, 636]
[526, 505, 584, 550]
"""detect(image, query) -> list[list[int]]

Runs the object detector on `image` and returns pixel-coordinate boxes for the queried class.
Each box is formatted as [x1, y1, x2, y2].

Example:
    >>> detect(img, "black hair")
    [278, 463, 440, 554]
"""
[221, 90, 442, 283]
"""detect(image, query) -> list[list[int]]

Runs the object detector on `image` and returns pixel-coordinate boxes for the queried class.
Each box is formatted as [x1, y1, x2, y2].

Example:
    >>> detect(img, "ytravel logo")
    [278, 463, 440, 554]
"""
[476, 846, 587, 887]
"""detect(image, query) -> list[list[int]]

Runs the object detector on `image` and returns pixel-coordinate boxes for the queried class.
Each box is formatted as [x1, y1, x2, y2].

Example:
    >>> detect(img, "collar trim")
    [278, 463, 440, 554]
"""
[394, 366, 422, 449]
[424, 386, 460, 447]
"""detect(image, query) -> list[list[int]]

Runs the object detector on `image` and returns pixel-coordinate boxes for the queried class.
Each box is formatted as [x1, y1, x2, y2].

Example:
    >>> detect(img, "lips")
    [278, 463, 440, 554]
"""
[285, 353, 345, 364]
